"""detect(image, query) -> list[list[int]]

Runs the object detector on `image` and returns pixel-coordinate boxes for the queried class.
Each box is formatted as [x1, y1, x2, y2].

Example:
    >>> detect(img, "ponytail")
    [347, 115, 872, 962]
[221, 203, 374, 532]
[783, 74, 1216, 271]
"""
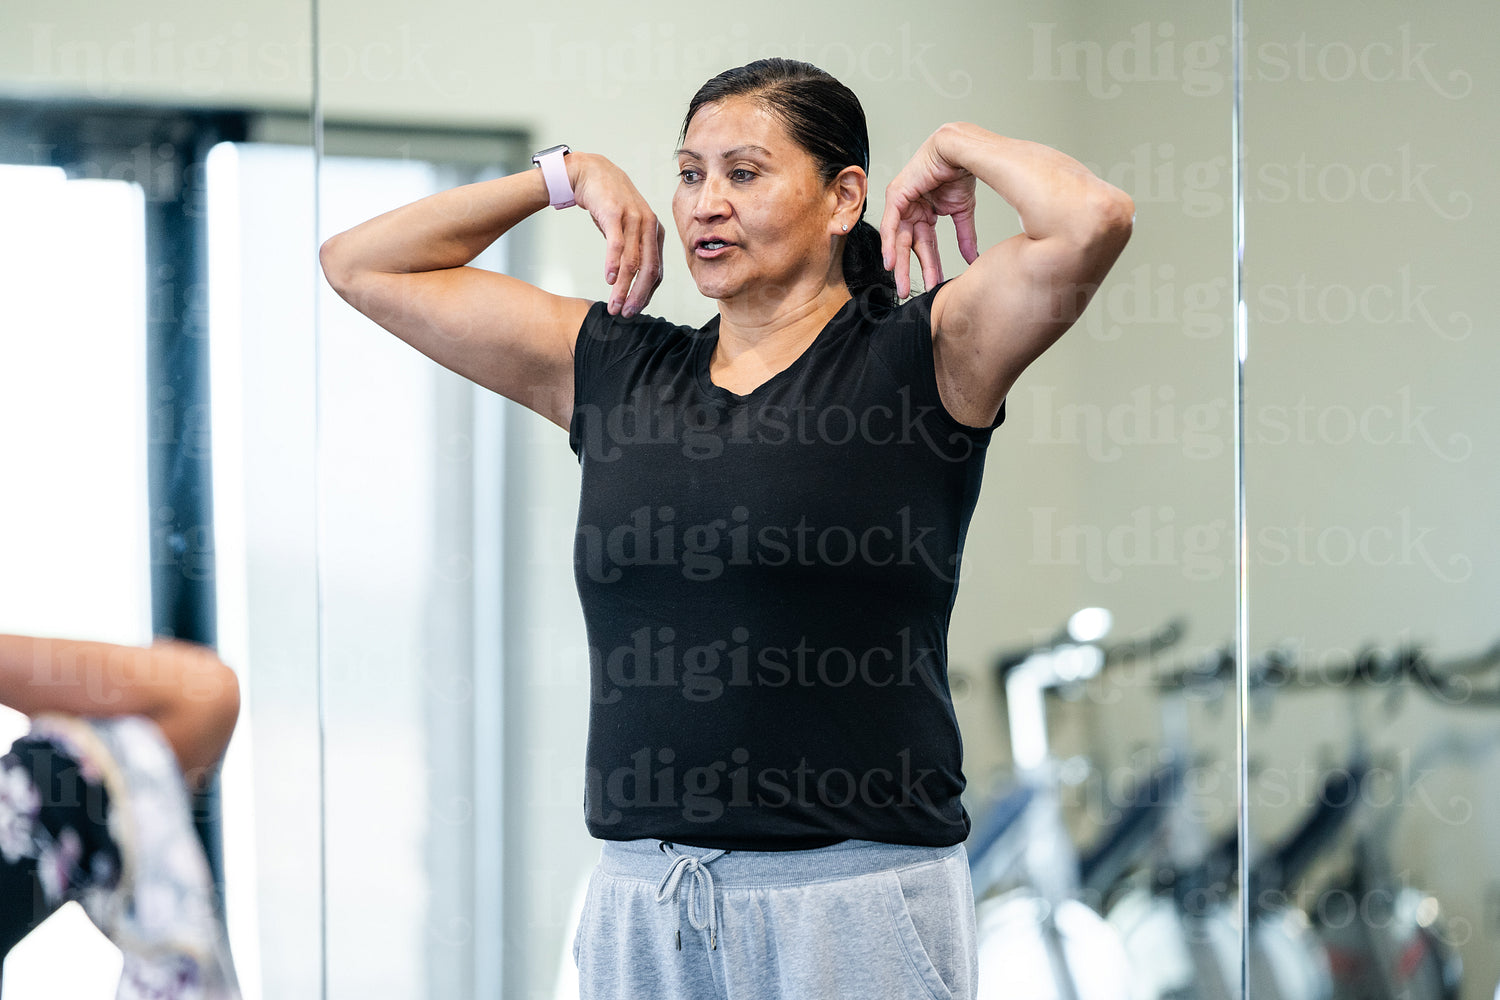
[841, 220, 896, 308]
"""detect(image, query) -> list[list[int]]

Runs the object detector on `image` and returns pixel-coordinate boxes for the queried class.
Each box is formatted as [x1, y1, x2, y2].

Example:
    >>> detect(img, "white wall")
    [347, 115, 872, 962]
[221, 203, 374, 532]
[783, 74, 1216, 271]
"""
[0, 1, 310, 108]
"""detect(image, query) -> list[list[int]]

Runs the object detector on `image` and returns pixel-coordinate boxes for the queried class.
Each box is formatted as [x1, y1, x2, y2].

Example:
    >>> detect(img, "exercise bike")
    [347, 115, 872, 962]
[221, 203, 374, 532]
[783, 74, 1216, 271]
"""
[1304, 643, 1500, 1000]
[971, 610, 1182, 1000]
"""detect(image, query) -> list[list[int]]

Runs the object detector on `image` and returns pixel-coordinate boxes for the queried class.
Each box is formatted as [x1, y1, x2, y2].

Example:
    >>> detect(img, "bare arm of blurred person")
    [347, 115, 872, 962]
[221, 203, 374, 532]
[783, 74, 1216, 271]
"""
[0, 634, 240, 788]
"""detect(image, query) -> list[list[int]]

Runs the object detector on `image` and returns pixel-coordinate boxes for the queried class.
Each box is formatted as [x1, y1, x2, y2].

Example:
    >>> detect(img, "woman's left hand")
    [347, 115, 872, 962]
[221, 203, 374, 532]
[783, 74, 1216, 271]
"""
[879, 126, 982, 299]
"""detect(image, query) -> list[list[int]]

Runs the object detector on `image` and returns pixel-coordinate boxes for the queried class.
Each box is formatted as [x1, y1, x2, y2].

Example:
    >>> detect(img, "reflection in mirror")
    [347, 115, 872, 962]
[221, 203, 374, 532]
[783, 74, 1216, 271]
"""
[315, 0, 1238, 997]
[1245, 3, 1497, 1000]
[0, 4, 316, 998]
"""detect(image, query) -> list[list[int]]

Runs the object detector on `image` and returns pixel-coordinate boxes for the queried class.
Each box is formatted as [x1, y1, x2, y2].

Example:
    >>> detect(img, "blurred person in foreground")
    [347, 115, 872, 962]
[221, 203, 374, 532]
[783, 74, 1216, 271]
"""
[0, 633, 242, 999]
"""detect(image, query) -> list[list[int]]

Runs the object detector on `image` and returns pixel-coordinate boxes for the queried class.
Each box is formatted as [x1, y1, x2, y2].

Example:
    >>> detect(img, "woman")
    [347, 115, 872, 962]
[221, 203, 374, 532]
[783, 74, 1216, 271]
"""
[0, 633, 242, 999]
[322, 58, 1132, 1000]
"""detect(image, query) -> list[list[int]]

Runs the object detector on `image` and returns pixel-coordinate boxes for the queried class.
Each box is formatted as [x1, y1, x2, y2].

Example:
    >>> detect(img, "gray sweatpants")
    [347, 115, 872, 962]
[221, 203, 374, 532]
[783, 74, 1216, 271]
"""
[572, 838, 977, 1000]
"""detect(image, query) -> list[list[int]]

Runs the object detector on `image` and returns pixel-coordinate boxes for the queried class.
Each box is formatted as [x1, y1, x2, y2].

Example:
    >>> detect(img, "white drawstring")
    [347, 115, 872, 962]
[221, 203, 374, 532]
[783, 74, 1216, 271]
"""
[654, 842, 726, 950]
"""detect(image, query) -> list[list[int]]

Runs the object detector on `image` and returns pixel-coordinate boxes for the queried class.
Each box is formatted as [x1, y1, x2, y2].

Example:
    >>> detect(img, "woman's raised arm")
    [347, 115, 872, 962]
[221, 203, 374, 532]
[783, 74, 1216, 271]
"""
[319, 152, 665, 429]
[880, 123, 1134, 428]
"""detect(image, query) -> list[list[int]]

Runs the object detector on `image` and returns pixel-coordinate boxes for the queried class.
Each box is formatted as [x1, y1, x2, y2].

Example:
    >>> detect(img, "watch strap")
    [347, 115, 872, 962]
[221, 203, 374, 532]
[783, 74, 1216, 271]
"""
[532, 145, 576, 210]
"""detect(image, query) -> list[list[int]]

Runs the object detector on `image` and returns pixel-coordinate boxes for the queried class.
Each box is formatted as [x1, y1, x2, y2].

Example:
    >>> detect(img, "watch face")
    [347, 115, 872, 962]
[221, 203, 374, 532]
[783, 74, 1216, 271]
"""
[532, 144, 570, 163]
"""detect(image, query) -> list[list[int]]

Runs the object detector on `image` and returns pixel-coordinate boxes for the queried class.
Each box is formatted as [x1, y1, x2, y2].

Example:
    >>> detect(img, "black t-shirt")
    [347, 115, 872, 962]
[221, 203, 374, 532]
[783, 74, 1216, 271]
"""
[568, 284, 1003, 851]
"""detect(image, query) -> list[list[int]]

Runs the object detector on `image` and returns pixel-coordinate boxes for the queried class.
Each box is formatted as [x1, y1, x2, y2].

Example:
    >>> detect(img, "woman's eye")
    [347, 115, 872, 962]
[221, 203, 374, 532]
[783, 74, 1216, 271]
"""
[679, 169, 700, 183]
[731, 168, 754, 181]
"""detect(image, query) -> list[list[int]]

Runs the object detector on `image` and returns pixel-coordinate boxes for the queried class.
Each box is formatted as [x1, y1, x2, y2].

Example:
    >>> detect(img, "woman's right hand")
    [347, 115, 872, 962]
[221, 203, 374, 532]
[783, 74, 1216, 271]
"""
[569, 153, 666, 318]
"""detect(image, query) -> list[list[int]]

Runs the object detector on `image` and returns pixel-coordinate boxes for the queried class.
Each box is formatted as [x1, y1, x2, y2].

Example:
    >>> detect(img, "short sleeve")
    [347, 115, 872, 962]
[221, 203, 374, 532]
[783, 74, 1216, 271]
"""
[567, 302, 697, 458]
[569, 302, 608, 457]
[569, 301, 638, 458]
[870, 282, 1006, 440]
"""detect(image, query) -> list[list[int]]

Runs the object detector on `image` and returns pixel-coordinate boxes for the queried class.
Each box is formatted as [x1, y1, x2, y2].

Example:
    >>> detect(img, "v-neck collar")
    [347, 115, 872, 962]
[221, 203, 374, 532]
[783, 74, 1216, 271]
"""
[695, 296, 859, 403]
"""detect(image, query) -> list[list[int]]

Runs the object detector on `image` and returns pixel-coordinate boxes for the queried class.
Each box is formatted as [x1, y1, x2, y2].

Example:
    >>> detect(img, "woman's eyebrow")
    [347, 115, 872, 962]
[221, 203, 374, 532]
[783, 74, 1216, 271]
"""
[674, 145, 774, 160]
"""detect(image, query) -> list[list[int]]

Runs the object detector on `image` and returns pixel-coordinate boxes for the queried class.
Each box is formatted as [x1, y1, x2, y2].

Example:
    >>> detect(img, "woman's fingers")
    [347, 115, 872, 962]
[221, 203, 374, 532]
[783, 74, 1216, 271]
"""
[912, 219, 943, 291]
[623, 218, 664, 316]
[647, 221, 667, 299]
[880, 186, 922, 294]
[882, 134, 984, 294]
[891, 224, 915, 299]
[656, 220, 666, 279]
[610, 205, 668, 318]
[574, 154, 662, 316]
[878, 187, 913, 272]
[599, 207, 625, 286]
[609, 210, 643, 315]
[953, 209, 981, 265]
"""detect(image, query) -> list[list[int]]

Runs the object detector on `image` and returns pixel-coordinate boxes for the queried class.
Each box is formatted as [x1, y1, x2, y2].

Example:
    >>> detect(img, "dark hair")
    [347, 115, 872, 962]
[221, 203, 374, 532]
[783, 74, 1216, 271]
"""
[680, 59, 898, 308]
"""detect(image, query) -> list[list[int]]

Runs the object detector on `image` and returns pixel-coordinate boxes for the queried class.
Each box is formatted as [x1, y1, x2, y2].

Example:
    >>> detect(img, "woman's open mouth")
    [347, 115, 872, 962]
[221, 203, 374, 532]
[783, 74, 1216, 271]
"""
[695, 238, 735, 259]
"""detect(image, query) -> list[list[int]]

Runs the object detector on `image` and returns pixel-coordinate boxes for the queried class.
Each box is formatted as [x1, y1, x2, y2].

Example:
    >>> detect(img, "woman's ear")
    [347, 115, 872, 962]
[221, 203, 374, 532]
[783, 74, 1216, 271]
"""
[828, 165, 868, 234]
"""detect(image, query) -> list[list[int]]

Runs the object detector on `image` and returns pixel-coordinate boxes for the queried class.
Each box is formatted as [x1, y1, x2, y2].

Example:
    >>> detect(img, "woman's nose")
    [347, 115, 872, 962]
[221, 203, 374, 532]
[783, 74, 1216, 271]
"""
[692, 177, 732, 221]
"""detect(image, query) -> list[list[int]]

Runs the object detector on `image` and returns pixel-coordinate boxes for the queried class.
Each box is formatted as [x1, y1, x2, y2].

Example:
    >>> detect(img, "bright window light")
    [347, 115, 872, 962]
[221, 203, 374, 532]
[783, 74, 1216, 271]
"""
[0, 166, 147, 997]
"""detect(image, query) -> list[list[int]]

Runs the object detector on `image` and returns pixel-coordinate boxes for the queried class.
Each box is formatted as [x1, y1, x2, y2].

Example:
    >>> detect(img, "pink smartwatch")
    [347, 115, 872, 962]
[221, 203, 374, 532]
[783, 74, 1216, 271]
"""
[532, 144, 576, 209]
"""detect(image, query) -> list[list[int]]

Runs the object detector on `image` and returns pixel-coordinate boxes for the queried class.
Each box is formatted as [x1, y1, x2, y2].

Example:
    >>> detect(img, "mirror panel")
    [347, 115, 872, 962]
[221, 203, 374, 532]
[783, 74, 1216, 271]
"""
[316, 3, 1240, 999]
[1245, 3, 1497, 1000]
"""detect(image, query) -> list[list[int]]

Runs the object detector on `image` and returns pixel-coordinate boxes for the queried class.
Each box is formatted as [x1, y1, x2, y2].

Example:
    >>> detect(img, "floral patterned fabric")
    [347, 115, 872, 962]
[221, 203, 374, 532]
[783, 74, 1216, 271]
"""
[0, 717, 241, 1000]
[0, 733, 122, 958]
